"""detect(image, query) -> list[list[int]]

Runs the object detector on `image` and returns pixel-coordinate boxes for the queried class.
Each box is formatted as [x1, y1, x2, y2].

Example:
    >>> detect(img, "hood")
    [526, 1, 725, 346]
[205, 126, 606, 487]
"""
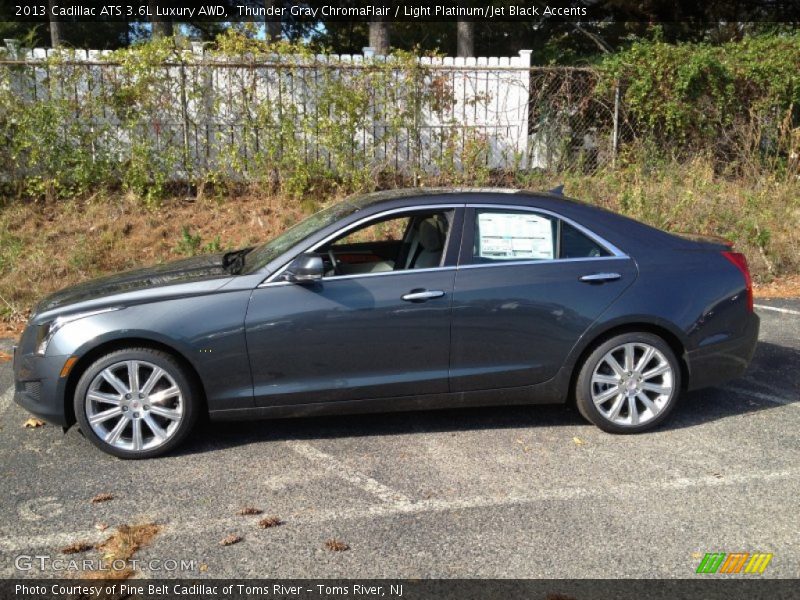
[35, 253, 232, 315]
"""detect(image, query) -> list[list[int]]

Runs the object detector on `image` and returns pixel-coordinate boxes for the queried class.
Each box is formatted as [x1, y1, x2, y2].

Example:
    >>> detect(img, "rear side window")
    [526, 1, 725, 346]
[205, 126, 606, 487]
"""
[472, 210, 610, 263]
[559, 222, 610, 259]
[474, 211, 557, 261]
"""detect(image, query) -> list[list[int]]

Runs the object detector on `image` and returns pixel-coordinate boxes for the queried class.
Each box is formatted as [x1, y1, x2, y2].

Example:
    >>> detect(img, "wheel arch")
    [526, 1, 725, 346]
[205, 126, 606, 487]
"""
[63, 337, 208, 427]
[566, 321, 690, 405]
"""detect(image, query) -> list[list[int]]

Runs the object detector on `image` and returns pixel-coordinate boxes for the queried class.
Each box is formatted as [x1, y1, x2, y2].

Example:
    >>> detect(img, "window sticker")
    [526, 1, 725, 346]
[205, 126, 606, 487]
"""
[477, 213, 554, 260]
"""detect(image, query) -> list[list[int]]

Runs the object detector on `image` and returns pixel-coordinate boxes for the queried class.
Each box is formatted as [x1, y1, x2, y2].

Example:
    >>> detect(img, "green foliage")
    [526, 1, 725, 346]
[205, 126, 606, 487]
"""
[175, 226, 222, 256]
[1, 32, 797, 202]
[0, 31, 492, 202]
[175, 225, 202, 256]
[599, 34, 800, 170]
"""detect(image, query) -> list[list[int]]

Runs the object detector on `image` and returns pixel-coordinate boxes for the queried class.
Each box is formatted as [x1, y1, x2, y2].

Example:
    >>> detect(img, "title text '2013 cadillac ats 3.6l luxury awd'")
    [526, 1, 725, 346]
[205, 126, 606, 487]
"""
[13, 189, 759, 458]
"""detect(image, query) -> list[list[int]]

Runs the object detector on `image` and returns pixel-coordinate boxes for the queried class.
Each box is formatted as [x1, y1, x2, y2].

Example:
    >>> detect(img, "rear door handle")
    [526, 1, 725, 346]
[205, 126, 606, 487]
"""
[402, 289, 445, 302]
[580, 272, 621, 283]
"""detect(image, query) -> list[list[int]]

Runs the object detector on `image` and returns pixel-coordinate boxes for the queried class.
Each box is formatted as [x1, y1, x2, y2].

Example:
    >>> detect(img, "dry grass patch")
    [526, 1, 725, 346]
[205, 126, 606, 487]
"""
[76, 522, 160, 581]
[0, 190, 309, 335]
[97, 523, 160, 561]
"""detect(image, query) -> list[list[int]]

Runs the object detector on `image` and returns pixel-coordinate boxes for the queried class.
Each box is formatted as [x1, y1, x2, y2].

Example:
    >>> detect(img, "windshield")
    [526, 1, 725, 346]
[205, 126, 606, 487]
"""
[241, 201, 360, 274]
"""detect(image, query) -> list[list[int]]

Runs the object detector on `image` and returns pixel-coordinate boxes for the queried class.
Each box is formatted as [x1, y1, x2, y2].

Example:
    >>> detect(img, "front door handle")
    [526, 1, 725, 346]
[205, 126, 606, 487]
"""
[402, 289, 445, 302]
[580, 272, 621, 283]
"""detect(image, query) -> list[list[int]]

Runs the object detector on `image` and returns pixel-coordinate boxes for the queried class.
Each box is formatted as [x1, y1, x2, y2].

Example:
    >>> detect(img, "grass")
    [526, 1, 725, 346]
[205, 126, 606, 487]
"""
[0, 161, 798, 337]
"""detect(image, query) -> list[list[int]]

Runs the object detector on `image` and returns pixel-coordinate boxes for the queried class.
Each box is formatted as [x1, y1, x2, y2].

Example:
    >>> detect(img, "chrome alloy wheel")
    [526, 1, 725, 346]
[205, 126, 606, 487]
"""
[590, 342, 674, 427]
[85, 360, 184, 452]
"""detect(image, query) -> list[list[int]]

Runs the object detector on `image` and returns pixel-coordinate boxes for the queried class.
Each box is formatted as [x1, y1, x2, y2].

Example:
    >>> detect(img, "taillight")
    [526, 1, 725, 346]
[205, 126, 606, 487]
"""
[723, 251, 753, 313]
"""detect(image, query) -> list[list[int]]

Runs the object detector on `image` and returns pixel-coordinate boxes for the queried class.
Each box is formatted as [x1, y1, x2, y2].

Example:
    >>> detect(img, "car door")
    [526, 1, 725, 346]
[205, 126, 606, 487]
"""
[450, 205, 637, 392]
[245, 206, 463, 407]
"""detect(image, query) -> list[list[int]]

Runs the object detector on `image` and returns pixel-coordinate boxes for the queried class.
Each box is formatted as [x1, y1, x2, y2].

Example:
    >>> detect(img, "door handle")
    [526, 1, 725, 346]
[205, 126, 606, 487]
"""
[580, 272, 621, 283]
[402, 289, 445, 302]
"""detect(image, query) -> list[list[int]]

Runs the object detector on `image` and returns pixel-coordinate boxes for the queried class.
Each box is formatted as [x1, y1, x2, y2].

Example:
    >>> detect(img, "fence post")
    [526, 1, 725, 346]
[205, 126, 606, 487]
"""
[3, 38, 20, 56]
[612, 79, 620, 168]
[517, 49, 533, 170]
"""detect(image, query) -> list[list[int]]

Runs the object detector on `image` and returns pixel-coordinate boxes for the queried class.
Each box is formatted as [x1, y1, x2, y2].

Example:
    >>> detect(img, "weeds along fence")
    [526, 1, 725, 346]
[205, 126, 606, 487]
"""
[0, 40, 617, 200]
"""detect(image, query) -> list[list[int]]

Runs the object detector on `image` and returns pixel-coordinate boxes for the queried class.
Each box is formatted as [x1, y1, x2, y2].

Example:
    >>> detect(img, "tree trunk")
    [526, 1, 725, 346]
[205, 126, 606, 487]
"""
[456, 20, 474, 57]
[369, 19, 390, 54]
[47, 0, 62, 47]
[149, 0, 173, 38]
[264, 0, 281, 42]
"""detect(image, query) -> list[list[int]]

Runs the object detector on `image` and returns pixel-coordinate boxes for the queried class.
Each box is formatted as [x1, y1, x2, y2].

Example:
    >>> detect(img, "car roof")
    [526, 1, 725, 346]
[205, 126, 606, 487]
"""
[344, 187, 568, 209]
[340, 187, 688, 258]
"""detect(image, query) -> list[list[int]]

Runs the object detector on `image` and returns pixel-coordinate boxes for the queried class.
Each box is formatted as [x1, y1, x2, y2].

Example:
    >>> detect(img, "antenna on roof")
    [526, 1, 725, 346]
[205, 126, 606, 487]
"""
[549, 184, 564, 196]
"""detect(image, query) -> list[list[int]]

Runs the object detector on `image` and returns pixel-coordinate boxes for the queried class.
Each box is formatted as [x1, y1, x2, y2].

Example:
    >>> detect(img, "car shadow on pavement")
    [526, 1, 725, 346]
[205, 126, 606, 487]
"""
[175, 341, 799, 456]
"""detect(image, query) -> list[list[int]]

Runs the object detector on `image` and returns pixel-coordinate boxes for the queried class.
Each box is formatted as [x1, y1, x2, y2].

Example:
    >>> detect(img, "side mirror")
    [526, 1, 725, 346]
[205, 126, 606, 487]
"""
[283, 254, 324, 283]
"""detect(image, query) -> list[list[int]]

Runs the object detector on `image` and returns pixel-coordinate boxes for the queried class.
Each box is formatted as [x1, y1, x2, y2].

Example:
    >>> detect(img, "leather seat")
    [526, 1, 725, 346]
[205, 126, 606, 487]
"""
[337, 215, 446, 275]
[407, 217, 445, 269]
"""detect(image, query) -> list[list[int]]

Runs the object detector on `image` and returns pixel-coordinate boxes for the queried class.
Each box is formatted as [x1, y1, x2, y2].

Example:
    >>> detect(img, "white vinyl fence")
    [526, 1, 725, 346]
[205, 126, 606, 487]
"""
[0, 40, 615, 181]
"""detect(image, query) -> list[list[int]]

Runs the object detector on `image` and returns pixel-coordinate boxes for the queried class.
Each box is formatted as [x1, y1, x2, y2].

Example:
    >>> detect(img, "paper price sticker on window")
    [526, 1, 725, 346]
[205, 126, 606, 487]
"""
[477, 213, 554, 260]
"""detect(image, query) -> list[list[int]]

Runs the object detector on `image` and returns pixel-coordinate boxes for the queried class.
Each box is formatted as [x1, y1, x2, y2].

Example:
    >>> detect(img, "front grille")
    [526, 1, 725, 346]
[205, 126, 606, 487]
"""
[23, 381, 41, 403]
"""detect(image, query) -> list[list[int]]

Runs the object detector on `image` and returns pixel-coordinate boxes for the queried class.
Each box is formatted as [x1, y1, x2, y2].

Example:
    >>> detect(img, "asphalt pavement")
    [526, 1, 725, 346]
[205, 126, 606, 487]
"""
[0, 301, 798, 579]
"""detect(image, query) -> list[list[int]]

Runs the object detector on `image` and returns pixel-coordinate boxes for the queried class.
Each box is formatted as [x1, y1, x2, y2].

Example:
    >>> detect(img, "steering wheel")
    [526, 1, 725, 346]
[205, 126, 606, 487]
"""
[327, 248, 340, 276]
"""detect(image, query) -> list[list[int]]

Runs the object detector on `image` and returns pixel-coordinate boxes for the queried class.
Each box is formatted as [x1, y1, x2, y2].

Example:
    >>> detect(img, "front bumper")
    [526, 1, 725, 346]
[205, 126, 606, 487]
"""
[685, 312, 760, 391]
[13, 346, 71, 427]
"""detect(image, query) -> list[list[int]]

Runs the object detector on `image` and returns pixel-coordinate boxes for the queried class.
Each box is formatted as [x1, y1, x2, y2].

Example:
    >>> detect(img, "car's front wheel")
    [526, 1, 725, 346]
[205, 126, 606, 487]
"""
[575, 332, 681, 433]
[74, 348, 198, 458]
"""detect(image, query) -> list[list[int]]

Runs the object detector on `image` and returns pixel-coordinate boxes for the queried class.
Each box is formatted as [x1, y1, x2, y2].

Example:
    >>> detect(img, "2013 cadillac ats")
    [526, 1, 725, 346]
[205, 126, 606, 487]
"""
[13, 189, 759, 458]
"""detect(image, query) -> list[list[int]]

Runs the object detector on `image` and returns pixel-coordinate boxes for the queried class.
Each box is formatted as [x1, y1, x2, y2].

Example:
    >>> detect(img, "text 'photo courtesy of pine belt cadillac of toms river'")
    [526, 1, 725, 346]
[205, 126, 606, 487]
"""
[13, 188, 759, 458]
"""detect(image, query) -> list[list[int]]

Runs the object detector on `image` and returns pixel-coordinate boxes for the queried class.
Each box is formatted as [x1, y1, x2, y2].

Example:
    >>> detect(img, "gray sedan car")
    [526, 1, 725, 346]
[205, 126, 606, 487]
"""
[13, 189, 759, 458]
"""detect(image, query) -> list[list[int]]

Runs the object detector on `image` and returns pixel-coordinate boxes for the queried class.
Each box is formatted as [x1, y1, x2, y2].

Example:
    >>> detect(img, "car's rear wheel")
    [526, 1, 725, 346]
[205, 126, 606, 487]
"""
[74, 348, 198, 458]
[575, 332, 681, 433]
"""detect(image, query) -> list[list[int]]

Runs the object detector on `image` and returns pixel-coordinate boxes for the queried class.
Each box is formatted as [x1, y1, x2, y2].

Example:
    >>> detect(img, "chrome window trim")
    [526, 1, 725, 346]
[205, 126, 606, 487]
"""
[260, 204, 464, 287]
[258, 265, 458, 288]
[257, 201, 630, 288]
[467, 203, 628, 259]
[458, 255, 630, 271]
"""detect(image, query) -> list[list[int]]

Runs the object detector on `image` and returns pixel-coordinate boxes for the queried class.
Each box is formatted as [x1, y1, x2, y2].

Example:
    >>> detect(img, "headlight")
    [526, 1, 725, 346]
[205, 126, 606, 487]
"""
[35, 307, 124, 355]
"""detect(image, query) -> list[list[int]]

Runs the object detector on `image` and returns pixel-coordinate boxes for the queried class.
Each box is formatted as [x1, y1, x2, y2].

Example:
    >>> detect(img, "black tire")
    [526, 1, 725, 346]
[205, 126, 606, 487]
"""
[74, 348, 198, 459]
[575, 332, 681, 434]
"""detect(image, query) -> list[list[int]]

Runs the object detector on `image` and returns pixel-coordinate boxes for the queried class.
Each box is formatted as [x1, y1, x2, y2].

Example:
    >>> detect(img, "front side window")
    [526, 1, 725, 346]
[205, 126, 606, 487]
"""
[320, 210, 453, 277]
[472, 209, 610, 263]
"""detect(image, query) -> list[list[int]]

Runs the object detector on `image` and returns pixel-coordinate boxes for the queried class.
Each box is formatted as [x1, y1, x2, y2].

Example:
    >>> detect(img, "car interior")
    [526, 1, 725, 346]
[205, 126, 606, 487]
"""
[318, 211, 452, 277]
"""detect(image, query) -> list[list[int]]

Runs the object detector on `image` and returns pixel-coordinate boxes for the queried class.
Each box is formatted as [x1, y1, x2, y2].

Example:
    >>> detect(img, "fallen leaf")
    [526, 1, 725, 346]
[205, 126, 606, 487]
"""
[237, 507, 262, 516]
[91, 493, 114, 504]
[219, 534, 242, 546]
[95, 523, 109, 531]
[23, 418, 45, 429]
[692, 552, 703, 559]
[199, 563, 209, 573]
[572, 437, 585, 445]
[0, 351, 11, 362]
[324, 539, 350, 552]
[258, 516, 283, 529]
[61, 541, 94, 555]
